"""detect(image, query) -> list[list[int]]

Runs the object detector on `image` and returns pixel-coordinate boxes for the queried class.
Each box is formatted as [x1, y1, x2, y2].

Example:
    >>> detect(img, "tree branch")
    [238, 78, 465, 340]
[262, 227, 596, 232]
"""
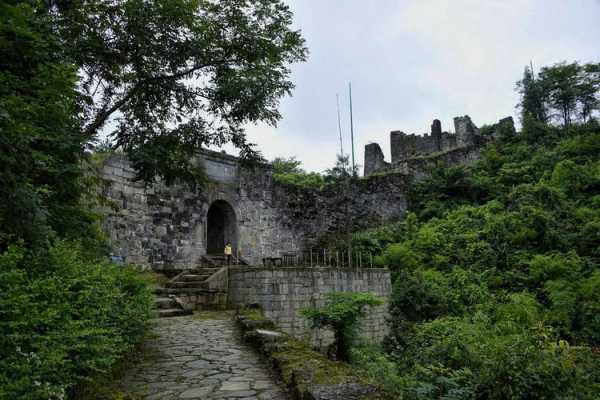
[82, 62, 221, 138]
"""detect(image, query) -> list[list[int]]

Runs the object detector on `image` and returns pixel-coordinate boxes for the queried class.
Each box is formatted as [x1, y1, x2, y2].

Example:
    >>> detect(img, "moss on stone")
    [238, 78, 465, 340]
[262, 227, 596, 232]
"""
[192, 310, 233, 320]
[273, 338, 359, 388]
[241, 308, 266, 321]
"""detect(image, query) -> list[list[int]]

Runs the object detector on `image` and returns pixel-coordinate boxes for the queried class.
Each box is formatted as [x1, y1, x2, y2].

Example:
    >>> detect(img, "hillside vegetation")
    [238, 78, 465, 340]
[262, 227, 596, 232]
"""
[348, 63, 600, 398]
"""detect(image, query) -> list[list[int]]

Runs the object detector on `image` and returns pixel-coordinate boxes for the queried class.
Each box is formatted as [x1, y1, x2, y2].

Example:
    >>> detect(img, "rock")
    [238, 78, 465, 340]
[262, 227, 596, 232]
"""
[179, 386, 214, 398]
[307, 383, 378, 400]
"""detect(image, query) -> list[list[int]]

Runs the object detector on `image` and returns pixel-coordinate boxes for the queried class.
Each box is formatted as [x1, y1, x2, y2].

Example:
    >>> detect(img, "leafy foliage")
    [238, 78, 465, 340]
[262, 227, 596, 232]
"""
[0, 241, 153, 400]
[348, 66, 600, 397]
[271, 154, 358, 189]
[50, 0, 307, 185]
[302, 292, 383, 361]
[517, 61, 600, 126]
[0, 1, 102, 250]
[271, 156, 325, 188]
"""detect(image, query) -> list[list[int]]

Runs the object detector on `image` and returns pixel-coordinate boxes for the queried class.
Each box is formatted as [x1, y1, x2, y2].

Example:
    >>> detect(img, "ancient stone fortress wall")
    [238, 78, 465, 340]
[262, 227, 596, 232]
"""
[270, 173, 409, 248]
[99, 151, 304, 269]
[228, 267, 392, 344]
[100, 150, 409, 270]
[364, 115, 515, 177]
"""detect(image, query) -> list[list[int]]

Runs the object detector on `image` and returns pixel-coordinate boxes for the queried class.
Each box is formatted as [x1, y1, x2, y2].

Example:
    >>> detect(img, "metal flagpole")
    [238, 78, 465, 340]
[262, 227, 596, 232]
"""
[336, 94, 344, 156]
[349, 82, 355, 176]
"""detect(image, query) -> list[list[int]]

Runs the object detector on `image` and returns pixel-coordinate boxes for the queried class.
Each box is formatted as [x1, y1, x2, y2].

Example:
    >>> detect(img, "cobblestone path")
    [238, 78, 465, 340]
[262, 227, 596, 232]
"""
[118, 314, 288, 400]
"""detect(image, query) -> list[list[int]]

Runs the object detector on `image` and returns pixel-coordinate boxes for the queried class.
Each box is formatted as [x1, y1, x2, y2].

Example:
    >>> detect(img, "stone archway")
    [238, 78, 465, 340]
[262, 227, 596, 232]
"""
[206, 200, 237, 255]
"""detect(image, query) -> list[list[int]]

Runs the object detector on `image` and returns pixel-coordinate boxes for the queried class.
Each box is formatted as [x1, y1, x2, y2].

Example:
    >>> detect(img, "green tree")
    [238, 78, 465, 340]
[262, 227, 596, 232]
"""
[0, 1, 100, 248]
[517, 65, 548, 124]
[302, 292, 383, 361]
[324, 153, 357, 181]
[272, 156, 304, 174]
[271, 156, 324, 188]
[51, 0, 308, 185]
[579, 63, 600, 122]
[539, 62, 581, 127]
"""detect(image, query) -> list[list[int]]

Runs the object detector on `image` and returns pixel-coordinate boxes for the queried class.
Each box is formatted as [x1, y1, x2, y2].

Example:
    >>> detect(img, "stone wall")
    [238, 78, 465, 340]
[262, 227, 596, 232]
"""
[100, 151, 410, 270]
[365, 115, 514, 177]
[364, 143, 390, 176]
[395, 144, 484, 180]
[99, 152, 304, 269]
[389, 116, 480, 164]
[390, 130, 441, 163]
[270, 173, 409, 247]
[228, 267, 392, 344]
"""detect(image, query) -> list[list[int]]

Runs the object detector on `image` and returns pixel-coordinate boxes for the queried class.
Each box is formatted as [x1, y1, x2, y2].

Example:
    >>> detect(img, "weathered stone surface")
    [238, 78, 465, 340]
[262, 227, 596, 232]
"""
[365, 115, 513, 177]
[115, 315, 288, 400]
[308, 383, 379, 400]
[364, 142, 390, 176]
[229, 267, 391, 345]
[101, 150, 408, 270]
[255, 329, 283, 342]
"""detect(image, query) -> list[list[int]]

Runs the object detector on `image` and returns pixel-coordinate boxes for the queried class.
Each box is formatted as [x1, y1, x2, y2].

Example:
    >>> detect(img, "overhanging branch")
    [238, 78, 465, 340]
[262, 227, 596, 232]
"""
[82, 62, 222, 138]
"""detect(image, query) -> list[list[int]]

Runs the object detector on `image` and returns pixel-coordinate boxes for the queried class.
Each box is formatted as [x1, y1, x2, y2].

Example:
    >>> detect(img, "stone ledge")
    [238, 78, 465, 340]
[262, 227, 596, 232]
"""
[235, 308, 387, 400]
[229, 266, 391, 274]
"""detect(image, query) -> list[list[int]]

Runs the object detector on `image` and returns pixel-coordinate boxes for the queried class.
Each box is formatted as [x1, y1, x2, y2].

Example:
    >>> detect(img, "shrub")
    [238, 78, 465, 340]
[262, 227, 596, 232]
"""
[301, 292, 383, 361]
[399, 311, 600, 399]
[0, 241, 153, 399]
[579, 271, 600, 345]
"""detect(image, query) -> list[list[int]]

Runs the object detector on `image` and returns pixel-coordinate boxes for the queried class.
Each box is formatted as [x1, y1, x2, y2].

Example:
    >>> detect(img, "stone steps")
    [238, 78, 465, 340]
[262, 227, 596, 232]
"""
[154, 287, 219, 295]
[181, 273, 211, 281]
[167, 281, 210, 289]
[158, 308, 192, 318]
[153, 265, 228, 317]
[154, 296, 178, 309]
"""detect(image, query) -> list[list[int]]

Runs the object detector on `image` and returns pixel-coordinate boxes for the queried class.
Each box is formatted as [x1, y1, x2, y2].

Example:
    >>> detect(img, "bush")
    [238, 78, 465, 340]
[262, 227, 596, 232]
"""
[350, 344, 413, 397]
[0, 241, 153, 399]
[398, 308, 600, 399]
[301, 292, 383, 361]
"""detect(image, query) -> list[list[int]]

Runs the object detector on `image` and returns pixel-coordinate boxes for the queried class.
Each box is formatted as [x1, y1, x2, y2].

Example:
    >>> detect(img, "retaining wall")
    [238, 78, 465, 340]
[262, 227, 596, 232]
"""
[228, 267, 392, 345]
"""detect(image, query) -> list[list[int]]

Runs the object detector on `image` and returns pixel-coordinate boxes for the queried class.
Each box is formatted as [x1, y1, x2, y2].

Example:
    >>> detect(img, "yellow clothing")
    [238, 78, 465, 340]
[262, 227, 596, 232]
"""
[224, 245, 232, 255]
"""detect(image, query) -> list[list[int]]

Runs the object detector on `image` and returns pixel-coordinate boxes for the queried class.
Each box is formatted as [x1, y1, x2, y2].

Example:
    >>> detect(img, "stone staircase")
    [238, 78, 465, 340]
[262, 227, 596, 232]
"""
[153, 265, 229, 318]
[153, 295, 191, 318]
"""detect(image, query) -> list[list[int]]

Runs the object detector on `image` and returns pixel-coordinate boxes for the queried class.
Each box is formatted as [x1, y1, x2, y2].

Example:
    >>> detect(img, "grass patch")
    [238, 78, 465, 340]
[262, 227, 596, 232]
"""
[136, 270, 170, 288]
[240, 308, 266, 321]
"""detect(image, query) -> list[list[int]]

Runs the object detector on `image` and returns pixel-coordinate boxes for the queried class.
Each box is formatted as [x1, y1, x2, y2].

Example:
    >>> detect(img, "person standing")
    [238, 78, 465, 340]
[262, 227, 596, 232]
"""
[224, 242, 232, 265]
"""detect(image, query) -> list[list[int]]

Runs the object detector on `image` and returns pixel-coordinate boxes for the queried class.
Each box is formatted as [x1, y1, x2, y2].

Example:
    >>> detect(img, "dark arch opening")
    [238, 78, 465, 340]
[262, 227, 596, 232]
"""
[206, 200, 237, 255]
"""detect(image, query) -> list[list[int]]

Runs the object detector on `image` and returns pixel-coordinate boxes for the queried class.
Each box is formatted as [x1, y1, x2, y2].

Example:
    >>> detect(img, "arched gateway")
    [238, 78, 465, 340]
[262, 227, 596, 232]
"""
[206, 200, 237, 255]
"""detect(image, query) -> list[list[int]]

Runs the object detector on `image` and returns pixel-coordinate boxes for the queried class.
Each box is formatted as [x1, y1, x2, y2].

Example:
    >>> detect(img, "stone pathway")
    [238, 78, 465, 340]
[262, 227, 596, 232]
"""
[117, 314, 288, 399]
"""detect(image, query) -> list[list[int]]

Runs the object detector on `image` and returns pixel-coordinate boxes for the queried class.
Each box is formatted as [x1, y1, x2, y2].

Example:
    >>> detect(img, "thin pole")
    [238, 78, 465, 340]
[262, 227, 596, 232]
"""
[349, 82, 355, 176]
[336, 94, 344, 156]
[530, 60, 535, 78]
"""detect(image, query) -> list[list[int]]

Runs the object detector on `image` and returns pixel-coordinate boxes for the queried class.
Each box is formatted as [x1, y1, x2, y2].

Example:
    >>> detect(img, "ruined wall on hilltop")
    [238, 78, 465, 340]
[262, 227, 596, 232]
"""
[365, 115, 515, 178]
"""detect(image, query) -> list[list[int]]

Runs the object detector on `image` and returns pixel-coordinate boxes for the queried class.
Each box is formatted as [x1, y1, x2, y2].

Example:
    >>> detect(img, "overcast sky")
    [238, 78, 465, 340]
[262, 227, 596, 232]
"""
[235, 0, 600, 174]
